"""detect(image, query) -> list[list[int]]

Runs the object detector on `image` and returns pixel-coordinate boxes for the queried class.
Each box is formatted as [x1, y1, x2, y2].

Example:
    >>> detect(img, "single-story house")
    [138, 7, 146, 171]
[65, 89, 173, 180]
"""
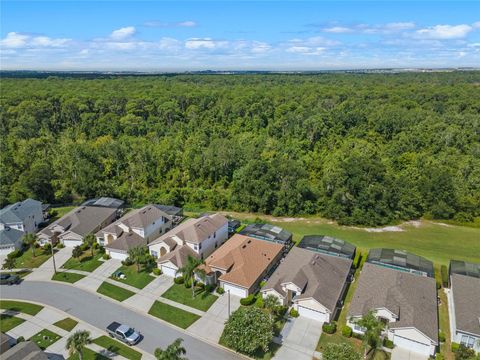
[348, 262, 438, 357]
[149, 213, 228, 277]
[261, 247, 352, 322]
[1, 340, 48, 360]
[0, 228, 24, 255]
[97, 204, 177, 260]
[199, 234, 284, 297]
[449, 261, 480, 353]
[239, 223, 293, 252]
[38, 206, 117, 247]
[298, 235, 356, 260]
[0, 198, 43, 234]
[367, 248, 435, 278]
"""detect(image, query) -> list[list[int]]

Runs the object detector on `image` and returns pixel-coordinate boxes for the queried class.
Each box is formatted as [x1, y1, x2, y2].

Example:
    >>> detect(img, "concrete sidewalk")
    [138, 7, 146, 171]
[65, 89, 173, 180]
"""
[274, 317, 323, 360]
[123, 274, 172, 311]
[75, 258, 122, 291]
[24, 247, 73, 281]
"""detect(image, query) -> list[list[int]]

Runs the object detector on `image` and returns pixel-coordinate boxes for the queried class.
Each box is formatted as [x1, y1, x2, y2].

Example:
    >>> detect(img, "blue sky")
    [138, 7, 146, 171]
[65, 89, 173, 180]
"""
[1, 1, 480, 70]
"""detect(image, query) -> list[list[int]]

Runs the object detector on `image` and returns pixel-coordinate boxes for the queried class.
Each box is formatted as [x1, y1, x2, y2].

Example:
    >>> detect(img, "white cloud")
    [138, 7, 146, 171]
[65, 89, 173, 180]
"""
[0, 32, 71, 49]
[384, 22, 416, 31]
[185, 38, 228, 50]
[143, 20, 197, 28]
[177, 21, 196, 27]
[321, 22, 415, 34]
[472, 21, 480, 29]
[1, 32, 29, 48]
[110, 26, 136, 41]
[323, 26, 352, 33]
[415, 24, 473, 39]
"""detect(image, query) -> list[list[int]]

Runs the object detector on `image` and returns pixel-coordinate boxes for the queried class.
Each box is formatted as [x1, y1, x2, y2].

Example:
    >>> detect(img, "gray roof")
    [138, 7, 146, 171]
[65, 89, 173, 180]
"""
[239, 223, 292, 244]
[367, 248, 434, 278]
[451, 273, 480, 337]
[106, 231, 147, 253]
[0, 228, 24, 248]
[81, 197, 124, 209]
[1, 341, 48, 360]
[40, 206, 116, 238]
[154, 205, 182, 216]
[298, 235, 356, 259]
[449, 260, 480, 279]
[0, 199, 42, 224]
[263, 247, 352, 313]
[158, 245, 199, 268]
[349, 262, 438, 343]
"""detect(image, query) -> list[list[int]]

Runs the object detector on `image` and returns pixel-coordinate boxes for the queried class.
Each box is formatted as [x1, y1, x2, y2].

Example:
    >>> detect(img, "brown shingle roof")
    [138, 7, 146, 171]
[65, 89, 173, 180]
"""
[262, 247, 352, 313]
[106, 231, 147, 253]
[451, 273, 480, 337]
[157, 245, 199, 268]
[349, 262, 438, 343]
[202, 234, 283, 289]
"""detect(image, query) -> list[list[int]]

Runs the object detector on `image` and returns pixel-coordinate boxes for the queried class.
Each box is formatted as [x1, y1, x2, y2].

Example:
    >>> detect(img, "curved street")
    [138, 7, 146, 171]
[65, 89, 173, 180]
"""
[1, 281, 242, 360]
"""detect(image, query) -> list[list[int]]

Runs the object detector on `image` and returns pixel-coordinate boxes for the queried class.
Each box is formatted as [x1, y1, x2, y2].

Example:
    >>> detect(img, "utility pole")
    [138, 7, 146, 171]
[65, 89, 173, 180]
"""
[228, 289, 230, 317]
[50, 239, 57, 274]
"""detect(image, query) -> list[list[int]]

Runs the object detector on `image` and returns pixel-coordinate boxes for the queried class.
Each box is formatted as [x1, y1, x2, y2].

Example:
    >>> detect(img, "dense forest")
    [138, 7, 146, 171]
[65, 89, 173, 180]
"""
[1, 72, 479, 226]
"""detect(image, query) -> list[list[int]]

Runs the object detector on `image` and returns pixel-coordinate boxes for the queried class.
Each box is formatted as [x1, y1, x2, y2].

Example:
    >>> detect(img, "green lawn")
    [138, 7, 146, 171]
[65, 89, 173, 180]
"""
[438, 289, 454, 360]
[97, 282, 135, 302]
[13, 248, 54, 268]
[219, 337, 281, 360]
[161, 284, 218, 311]
[92, 336, 142, 360]
[62, 250, 103, 272]
[29, 329, 61, 350]
[48, 206, 76, 223]
[148, 300, 200, 329]
[53, 317, 78, 332]
[67, 347, 110, 360]
[110, 264, 154, 290]
[0, 300, 43, 315]
[52, 271, 86, 283]
[0, 314, 25, 332]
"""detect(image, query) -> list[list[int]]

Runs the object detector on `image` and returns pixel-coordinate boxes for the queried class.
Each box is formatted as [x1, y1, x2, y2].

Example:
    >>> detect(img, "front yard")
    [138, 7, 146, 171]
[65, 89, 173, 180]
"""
[110, 264, 154, 289]
[97, 281, 135, 302]
[53, 317, 78, 331]
[13, 247, 54, 268]
[29, 328, 61, 350]
[161, 284, 218, 311]
[148, 300, 200, 329]
[62, 249, 104, 272]
[0, 300, 43, 315]
[92, 336, 142, 360]
[67, 347, 109, 360]
[0, 314, 25, 332]
[52, 271, 86, 283]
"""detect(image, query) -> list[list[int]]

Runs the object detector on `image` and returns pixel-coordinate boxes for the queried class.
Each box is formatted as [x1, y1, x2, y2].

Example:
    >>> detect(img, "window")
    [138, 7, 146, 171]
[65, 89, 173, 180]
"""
[151, 250, 158, 258]
[194, 244, 198, 251]
[199, 243, 202, 249]
[213, 231, 216, 238]
[461, 335, 476, 348]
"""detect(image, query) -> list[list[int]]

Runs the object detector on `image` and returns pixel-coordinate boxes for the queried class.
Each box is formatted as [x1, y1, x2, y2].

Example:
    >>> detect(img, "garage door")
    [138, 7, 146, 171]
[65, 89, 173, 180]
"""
[161, 265, 178, 278]
[222, 283, 248, 298]
[63, 239, 82, 247]
[297, 305, 329, 322]
[393, 335, 431, 356]
[109, 251, 128, 261]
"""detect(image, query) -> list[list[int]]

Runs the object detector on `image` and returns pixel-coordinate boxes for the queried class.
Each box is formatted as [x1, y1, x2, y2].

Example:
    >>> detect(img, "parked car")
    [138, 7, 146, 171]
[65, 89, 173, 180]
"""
[0, 273, 21, 285]
[106, 322, 140, 345]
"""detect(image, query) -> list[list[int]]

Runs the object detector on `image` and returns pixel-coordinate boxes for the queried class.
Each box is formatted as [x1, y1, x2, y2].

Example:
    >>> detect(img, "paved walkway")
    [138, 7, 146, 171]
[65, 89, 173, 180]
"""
[24, 247, 73, 281]
[123, 274, 177, 312]
[188, 292, 241, 342]
[75, 258, 122, 291]
[274, 317, 323, 360]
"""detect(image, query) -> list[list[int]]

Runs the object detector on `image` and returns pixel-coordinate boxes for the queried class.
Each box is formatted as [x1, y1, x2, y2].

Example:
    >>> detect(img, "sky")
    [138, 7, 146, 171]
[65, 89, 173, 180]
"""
[1, 1, 480, 71]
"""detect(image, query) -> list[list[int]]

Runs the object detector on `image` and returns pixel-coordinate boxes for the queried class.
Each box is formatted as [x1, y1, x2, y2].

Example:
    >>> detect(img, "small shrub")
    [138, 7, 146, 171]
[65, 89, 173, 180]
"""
[43, 243, 52, 252]
[152, 268, 161, 276]
[122, 257, 133, 266]
[274, 306, 288, 317]
[7, 249, 22, 259]
[436, 353, 444, 360]
[57, 243, 65, 249]
[98, 246, 105, 254]
[353, 252, 362, 269]
[259, 280, 267, 288]
[184, 279, 192, 288]
[451, 342, 460, 352]
[174, 276, 184, 285]
[289, 308, 299, 318]
[383, 338, 394, 349]
[341, 325, 352, 338]
[196, 282, 205, 289]
[352, 332, 364, 340]
[16, 336, 25, 343]
[441, 265, 448, 287]
[216, 287, 225, 294]
[93, 242, 100, 250]
[240, 294, 256, 306]
[80, 243, 89, 251]
[255, 296, 264, 308]
[205, 284, 215, 293]
[102, 253, 110, 260]
[322, 322, 337, 334]
[438, 331, 446, 343]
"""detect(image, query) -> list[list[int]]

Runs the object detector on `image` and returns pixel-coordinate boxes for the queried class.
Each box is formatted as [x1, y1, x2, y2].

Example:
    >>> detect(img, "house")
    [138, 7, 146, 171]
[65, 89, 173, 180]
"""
[228, 219, 241, 234]
[347, 262, 438, 357]
[0, 199, 43, 234]
[0, 228, 24, 255]
[81, 197, 125, 209]
[1, 332, 11, 353]
[199, 234, 284, 297]
[298, 235, 356, 260]
[149, 213, 228, 277]
[261, 247, 352, 322]
[239, 223, 293, 252]
[38, 206, 117, 247]
[96, 205, 177, 260]
[1, 340, 48, 360]
[367, 248, 435, 278]
[449, 260, 480, 353]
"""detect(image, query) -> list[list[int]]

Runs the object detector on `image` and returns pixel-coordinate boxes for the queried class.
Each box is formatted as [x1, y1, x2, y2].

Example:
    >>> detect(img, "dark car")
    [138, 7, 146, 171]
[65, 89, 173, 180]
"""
[0, 273, 21, 285]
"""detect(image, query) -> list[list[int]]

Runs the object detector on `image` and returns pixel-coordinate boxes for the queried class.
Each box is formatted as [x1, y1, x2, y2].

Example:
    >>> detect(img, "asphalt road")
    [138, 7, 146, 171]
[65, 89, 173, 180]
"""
[1, 281, 242, 360]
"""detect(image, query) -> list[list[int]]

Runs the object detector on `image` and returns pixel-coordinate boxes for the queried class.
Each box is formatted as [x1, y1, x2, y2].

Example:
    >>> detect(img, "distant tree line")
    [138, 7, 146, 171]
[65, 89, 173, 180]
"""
[1, 72, 479, 225]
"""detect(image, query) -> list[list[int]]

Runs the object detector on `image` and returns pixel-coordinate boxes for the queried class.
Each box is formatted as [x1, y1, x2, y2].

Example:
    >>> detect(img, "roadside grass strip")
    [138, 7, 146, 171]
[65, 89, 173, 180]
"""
[110, 265, 154, 290]
[0, 314, 25, 332]
[148, 300, 200, 329]
[96, 281, 135, 302]
[93, 335, 142, 360]
[67, 347, 110, 360]
[161, 284, 218, 311]
[53, 317, 78, 331]
[29, 328, 61, 350]
[0, 300, 43, 315]
[52, 271, 86, 283]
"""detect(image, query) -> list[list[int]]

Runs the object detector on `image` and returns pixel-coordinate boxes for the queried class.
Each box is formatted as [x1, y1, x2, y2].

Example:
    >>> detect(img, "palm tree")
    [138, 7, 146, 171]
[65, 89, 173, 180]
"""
[128, 246, 147, 272]
[2, 257, 17, 270]
[354, 311, 385, 359]
[23, 233, 38, 258]
[72, 245, 83, 260]
[66, 330, 92, 360]
[263, 294, 280, 319]
[176, 255, 203, 299]
[83, 234, 96, 257]
[154, 338, 187, 360]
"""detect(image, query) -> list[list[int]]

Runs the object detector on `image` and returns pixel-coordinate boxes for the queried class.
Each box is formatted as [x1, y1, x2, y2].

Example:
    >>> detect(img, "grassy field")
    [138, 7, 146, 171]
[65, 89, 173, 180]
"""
[53, 317, 78, 332]
[62, 250, 103, 272]
[92, 336, 142, 360]
[217, 212, 480, 266]
[67, 347, 109, 360]
[161, 284, 218, 311]
[97, 281, 135, 301]
[0, 300, 43, 315]
[30, 328, 61, 350]
[0, 314, 25, 332]
[110, 264, 154, 289]
[52, 271, 86, 283]
[148, 300, 200, 329]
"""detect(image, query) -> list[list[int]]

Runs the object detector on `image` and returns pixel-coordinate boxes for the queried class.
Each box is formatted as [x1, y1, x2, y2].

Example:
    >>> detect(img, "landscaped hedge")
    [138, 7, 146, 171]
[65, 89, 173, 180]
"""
[383, 338, 394, 349]
[353, 252, 362, 269]
[289, 308, 299, 318]
[441, 265, 449, 287]
[102, 254, 110, 260]
[451, 342, 460, 352]
[438, 331, 446, 343]
[216, 287, 225, 294]
[341, 325, 352, 338]
[174, 276, 184, 284]
[322, 322, 337, 334]
[240, 294, 256, 306]
[7, 249, 22, 259]
[152, 268, 161, 276]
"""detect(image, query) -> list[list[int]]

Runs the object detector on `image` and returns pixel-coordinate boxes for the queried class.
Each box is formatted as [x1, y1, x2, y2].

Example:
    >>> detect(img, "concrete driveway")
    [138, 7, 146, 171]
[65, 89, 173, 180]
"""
[391, 347, 428, 360]
[75, 258, 121, 291]
[24, 247, 73, 281]
[123, 274, 173, 311]
[274, 317, 323, 360]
